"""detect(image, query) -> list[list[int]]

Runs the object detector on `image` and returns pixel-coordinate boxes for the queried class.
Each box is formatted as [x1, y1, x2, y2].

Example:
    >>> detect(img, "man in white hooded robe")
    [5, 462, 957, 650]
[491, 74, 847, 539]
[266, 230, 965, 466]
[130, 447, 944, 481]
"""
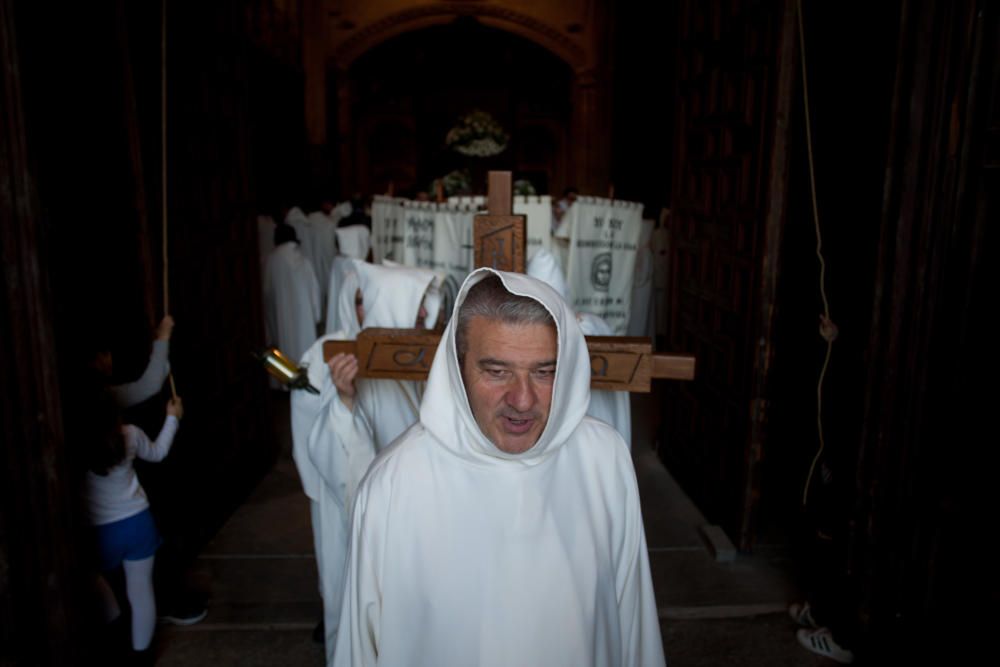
[290, 266, 364, 655]
[299, 260, 441, 663]
[323, 260, 440, 451]
[333, 268, 665, 667]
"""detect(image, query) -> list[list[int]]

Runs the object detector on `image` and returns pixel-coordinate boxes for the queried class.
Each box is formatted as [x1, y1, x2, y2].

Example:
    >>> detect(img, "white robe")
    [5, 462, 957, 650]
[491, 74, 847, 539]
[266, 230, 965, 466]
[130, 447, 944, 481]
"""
[528, 250, 633, 448]
[325, 258, 359, 337]
[291, 270, 363, 505]
[285, 206, 314, 268]
[263, 241, 321, 365]
[307, 210, 340, 307]
[349, 260, 439, 450]
[335, 224, 372, 260]
[333, 268, 665, 667]
[306, 260, 438, 663]
[291, 332, 373, 667]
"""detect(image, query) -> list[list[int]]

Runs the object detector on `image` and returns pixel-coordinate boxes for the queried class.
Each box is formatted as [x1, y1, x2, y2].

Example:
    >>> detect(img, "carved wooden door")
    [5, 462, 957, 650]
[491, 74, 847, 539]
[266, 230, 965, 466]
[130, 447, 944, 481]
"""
[662, 0, 795, 549]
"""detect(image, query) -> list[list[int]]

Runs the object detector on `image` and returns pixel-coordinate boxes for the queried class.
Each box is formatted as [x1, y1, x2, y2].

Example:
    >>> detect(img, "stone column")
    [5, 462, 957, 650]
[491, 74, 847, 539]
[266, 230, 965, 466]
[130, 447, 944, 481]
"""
[302, 0, 330, 198]
[570, 67, 612, 194]
[334, 66, 355, 197]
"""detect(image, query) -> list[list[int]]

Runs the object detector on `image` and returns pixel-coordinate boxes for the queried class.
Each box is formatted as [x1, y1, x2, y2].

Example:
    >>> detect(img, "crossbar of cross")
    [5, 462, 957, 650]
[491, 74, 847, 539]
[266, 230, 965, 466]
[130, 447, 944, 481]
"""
[325, 172, 695, 392]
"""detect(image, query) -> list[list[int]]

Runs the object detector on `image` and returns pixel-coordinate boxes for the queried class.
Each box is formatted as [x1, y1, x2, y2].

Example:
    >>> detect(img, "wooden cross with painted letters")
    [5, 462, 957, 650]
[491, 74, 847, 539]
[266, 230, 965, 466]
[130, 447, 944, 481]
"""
[323, 172, 694, 391]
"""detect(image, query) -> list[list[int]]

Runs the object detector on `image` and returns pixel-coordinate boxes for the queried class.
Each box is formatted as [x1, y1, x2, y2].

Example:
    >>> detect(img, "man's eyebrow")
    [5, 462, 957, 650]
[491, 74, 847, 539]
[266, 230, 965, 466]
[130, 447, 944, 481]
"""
[476, 358, 557, 369]
[477, 357, 511, 368]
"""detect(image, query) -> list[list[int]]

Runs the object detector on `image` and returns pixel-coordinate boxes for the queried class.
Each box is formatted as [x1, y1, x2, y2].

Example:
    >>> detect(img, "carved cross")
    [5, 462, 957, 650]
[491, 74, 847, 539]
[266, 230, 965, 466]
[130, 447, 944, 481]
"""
[323, 172, 695, 391]
[474, 171, 526, 273]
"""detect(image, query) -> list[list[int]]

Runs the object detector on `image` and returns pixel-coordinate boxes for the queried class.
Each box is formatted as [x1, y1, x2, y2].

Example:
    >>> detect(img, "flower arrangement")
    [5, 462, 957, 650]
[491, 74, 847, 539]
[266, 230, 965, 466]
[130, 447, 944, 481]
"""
[430, 168, 472, 198]
[513, 179, 536, 196]
[445, 110, 509, 157]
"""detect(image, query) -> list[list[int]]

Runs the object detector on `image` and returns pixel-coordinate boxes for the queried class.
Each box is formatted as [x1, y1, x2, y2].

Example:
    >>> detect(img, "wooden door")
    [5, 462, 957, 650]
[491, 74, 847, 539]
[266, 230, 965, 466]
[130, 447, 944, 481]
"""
[661, 0, 795, 549]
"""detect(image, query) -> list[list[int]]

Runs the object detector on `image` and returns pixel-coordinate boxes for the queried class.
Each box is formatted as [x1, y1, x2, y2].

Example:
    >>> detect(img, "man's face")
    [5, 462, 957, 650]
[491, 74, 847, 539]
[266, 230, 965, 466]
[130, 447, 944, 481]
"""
[461, 316, 557, 454]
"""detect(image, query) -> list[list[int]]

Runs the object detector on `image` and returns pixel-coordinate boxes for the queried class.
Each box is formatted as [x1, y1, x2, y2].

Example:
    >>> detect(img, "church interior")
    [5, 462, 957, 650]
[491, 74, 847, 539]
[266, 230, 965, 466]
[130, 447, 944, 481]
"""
[1, 0, 997, 664]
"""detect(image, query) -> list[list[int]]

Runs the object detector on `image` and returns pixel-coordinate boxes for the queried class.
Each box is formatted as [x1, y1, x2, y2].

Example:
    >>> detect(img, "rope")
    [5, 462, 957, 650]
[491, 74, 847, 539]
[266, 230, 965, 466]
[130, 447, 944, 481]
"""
[161, 0, 168, 314]
[162, 0, 176, 400]
[797, 0, 834, 506]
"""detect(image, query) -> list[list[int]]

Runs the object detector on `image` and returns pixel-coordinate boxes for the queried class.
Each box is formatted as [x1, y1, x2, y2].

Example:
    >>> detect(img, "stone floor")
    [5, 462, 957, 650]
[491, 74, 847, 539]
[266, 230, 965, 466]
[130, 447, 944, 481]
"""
[154, 393, 830, 666]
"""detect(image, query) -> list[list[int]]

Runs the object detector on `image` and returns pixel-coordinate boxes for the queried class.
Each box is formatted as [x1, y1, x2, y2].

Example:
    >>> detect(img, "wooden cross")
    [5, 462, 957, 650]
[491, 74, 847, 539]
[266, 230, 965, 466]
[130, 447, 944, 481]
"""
[323, 172, 695, 391]
[474, 171, 527, 273]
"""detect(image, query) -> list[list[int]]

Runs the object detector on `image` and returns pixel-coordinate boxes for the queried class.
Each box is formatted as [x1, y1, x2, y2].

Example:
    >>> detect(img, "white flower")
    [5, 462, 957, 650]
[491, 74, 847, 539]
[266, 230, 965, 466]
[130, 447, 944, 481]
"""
[445, 110, 508, 157]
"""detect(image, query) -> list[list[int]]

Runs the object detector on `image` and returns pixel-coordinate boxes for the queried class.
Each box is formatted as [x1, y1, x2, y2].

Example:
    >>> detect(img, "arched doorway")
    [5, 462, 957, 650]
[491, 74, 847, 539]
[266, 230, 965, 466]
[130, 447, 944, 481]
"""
[344, 19, 573, 198]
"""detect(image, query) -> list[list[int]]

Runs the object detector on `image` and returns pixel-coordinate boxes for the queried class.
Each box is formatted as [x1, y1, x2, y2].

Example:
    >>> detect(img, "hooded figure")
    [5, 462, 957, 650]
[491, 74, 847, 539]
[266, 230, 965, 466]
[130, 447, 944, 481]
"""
[301, 260, 439, 663]
[334, 224, 371, 260]
[527, 249, 633, 448]
[324, 256, 358, 336]
[306, 204, 341, 308]
[332, 268, 665, 667]
[285, 206, 315, 271]
[264, 224, 321, 366]
[290, 276, 365, 663]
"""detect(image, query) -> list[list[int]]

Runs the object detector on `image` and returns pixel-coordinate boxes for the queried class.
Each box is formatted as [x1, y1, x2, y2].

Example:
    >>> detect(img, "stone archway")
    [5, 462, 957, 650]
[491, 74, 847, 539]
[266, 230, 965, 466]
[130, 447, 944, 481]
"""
[310, 1, 613, 197]
[341, 21, 574, 198]
[330, 3, 589, 72]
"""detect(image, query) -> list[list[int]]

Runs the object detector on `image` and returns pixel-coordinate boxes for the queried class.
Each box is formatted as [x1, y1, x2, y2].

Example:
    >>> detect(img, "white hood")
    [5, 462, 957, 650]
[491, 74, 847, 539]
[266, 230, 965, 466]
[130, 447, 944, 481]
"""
[354, 260, 439, 330]
[381, 258, 443, 329]
[284, 206, 308, 227]
[332, 266, 361, 338]
[334, 224, 371, 260]
[526, 248, 571, 302]
[419, 268, 591, 466]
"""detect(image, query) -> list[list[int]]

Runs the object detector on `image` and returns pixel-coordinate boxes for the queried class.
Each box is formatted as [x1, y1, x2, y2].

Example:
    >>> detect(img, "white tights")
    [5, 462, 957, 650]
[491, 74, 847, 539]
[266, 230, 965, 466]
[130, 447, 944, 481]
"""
[123, 556, 156, 651]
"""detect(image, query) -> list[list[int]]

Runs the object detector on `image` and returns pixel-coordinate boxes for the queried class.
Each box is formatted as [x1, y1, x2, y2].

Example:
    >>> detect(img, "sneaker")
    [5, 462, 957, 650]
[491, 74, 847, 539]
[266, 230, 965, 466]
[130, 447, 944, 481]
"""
[796, 627, 855, 664]
[159, 600, 208, 626]
[789, 601, 818, 628]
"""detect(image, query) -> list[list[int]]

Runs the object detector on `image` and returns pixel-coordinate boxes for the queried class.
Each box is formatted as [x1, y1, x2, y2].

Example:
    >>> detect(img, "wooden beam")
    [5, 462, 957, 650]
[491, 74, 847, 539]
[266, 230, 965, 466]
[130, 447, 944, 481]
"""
[323, 330, 695, 392]
[474, 171, 526, 273]
[487, 171, 512, 215]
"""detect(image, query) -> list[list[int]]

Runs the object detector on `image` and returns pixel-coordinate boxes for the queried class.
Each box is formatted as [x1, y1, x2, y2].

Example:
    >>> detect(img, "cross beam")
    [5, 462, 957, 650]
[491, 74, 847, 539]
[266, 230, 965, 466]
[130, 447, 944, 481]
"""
[323, 330, 695, 392]
[320, 171, 696, 392]
[473, 172, 527, 273]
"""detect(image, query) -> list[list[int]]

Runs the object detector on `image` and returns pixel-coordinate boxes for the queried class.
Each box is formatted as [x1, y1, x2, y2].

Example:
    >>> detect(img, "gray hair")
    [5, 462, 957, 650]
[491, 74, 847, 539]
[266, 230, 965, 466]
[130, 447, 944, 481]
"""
[455, 275, 555, 363]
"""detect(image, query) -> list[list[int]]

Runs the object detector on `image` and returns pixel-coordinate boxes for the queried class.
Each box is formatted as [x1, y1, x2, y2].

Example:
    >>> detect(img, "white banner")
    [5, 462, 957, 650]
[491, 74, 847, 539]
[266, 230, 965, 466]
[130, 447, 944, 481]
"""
[371, 196, 406, 263]
[432, 206, 476, 319]
[561, 197, 643, 335]
[400, 201, 437, 269]
[375, 197, 477, 320]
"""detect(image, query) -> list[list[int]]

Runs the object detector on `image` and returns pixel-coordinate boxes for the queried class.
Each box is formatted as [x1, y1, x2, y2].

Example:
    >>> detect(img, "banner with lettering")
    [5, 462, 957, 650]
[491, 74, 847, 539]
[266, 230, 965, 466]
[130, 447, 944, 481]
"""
[371, 196, 405, 263]
[374, 198, 476, 320]
[559, 196, 643, 334]
[432, 205, 476, 320]
[399, 201, 437, 269]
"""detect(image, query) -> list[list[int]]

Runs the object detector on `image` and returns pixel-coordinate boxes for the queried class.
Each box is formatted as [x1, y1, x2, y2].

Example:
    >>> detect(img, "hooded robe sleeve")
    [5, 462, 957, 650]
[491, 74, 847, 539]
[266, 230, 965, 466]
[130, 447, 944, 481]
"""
[306, 382, 376, 510]
[617, 466, 667, 666]
[299, 333, 377, 666]
[332, 480, 382, 667]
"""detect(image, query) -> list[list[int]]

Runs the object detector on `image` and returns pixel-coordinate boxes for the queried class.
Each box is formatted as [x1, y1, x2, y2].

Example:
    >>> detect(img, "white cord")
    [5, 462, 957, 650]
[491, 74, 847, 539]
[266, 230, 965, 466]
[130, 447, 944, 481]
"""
[797, 0, 835, 507]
